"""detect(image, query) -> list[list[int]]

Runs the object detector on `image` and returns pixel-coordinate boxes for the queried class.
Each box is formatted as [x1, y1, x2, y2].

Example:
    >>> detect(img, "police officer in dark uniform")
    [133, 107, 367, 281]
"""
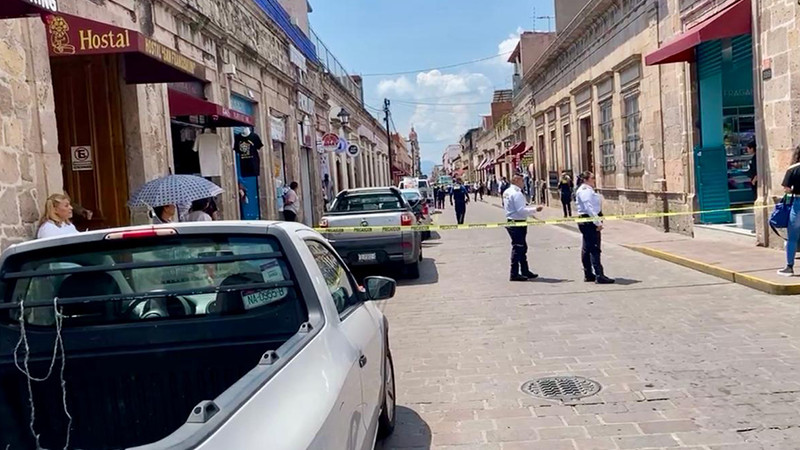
[451, 178, 469, 224]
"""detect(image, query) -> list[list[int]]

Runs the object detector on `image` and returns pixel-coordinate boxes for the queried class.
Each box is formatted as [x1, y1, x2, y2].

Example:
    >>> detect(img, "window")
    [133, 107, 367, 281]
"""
[562, 124, 572, 170]
[2, 236, 304, 328]
[599, 99, 615, 172]
[330, 193, 405, 212]
[549, 129, 557, 171]
[305, 240, 358, 315]
[623, 94, 642, 169]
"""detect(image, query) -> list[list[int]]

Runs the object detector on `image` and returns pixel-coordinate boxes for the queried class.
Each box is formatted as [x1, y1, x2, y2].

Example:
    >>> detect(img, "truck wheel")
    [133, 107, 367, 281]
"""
[405, 261, 420, 279]
[377, 350, 396, 439]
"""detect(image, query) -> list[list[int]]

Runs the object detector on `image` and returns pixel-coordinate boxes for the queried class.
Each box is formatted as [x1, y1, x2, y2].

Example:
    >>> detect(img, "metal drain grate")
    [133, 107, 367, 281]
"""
[521, 376, 601, 401]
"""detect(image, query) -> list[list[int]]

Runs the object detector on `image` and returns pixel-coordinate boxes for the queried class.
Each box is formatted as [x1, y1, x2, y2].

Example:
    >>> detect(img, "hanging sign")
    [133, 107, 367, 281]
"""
[347, 143, 361, 158]
[336, 137, 348, 155]
[321, 133, 339, 152]
[70, 145, 93, 171]
[270, 115, 286, 143]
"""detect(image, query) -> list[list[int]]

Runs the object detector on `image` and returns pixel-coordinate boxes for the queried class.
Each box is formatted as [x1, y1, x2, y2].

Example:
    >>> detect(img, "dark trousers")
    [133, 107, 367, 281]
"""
[506, 223, 530, 275]
[578, 219, 604, 277]
[437, 197, 445, 209]
[474, 191, 478, 202]
[561, 197, 572, 217]
[455, 205, 466, 224]
[283, 210, 297, 222]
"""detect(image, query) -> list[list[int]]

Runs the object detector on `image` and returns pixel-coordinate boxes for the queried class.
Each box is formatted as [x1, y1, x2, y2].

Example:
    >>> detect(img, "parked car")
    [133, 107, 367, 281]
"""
[400, 188, 432, 240]
[398, 177, 431, 203]
[0, 221, 397, 450]
[320, 187, 423, 278]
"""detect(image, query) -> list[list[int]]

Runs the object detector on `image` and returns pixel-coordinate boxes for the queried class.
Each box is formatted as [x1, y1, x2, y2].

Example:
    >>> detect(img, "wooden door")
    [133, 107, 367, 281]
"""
[51, 55, 129, 230]
[579, 117, 595, 173]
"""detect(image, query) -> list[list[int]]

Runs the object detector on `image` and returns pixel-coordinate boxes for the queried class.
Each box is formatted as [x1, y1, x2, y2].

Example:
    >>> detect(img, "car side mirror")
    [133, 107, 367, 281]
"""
[363, 276, 396, 301]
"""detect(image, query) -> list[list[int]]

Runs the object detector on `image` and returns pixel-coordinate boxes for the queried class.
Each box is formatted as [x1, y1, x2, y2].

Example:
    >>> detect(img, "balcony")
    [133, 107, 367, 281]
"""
[309, 27, 364, 104]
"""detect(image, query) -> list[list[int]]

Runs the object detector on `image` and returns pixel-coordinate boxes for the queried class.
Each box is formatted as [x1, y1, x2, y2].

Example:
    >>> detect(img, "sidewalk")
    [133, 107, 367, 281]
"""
[479, 194, 800, 295]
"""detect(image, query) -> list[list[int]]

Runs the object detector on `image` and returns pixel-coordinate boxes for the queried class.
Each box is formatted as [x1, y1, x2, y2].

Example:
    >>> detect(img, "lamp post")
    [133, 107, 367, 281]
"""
[337, 108, 350, 135]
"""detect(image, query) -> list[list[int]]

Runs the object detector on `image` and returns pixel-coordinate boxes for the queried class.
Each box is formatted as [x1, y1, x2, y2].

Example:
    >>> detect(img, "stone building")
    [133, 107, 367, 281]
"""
[0, 0, 390, 251]
[518, 0, 694, 233]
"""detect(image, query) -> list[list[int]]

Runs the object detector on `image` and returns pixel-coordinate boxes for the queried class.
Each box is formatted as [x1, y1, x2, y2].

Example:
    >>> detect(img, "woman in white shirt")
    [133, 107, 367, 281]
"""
[183, 198, 213, 222]
[37, 193, 79, 239]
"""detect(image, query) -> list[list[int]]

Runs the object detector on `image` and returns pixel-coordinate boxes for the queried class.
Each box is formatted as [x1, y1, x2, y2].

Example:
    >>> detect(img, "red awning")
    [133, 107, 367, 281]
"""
[168, 89, 254, 128]
[42, 12, 206, 83]
[1, 0, 58, 19]
[645, 0, 751, 65]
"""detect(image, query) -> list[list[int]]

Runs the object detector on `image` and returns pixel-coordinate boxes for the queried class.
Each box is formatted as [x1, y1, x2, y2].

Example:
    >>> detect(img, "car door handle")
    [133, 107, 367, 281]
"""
[359, 354, 367, 368]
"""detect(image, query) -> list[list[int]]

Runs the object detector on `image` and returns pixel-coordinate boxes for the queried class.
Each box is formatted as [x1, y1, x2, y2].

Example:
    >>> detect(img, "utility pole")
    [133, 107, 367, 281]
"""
[384, 98, 393, 183]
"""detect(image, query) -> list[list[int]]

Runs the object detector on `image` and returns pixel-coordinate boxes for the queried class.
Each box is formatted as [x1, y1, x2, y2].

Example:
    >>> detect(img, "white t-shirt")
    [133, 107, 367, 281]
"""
[194, 132, 222, 177]
[283, 188, 299, 214]
[37, 221, 79, 239]
[183, 210, 212, 222]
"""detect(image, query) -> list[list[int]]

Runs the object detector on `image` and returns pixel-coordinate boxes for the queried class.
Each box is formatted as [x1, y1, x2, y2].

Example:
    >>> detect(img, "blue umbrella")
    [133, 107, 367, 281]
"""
[128, 175, 223, 208]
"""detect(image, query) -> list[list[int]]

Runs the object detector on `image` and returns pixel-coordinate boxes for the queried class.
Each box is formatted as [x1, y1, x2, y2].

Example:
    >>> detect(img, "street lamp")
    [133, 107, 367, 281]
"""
[337, 108, 350, 127]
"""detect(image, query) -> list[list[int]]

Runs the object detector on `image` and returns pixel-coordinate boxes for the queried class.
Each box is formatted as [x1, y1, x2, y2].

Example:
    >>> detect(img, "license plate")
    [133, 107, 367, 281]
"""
[358, 253, 377, 262]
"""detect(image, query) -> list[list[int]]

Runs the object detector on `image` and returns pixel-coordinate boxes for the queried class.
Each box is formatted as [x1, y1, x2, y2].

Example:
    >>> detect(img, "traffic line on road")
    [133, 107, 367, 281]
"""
[314, 204, 770, 233]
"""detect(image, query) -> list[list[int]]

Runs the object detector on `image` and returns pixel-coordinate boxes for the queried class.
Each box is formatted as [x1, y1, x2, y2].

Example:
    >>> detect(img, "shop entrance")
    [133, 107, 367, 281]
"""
[695, 35, 754, 228]
[52, 55, 129, 230]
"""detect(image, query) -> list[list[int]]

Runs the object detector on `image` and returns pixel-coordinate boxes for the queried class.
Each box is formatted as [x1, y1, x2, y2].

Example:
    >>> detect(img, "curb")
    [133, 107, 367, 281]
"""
[623, 244, 800, 296]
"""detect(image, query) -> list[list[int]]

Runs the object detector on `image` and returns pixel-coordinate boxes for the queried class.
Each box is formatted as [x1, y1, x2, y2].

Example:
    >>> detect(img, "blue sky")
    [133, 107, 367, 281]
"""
[309, 0, 555, 166]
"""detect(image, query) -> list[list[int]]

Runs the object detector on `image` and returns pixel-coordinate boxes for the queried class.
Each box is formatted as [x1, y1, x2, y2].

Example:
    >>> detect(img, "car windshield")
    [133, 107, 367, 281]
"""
[0, 235, 305, 328]
[418, 181, 428, 189]
[331, 193, 404, 212]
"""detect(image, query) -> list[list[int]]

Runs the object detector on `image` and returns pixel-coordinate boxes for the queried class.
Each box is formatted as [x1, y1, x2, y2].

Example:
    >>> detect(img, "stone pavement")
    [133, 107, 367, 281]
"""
[478, 195, 800, 295]
[375, 200, 800, 450]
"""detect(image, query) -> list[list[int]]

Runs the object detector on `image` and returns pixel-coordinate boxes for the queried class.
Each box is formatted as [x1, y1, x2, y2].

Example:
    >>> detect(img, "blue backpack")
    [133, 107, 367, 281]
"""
[770, 195, 794, 239]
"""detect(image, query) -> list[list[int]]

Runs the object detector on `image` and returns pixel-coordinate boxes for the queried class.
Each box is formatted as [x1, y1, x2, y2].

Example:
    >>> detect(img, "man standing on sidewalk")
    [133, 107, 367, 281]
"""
[503, 173, 544, 281]
[575, 171, 614, 284]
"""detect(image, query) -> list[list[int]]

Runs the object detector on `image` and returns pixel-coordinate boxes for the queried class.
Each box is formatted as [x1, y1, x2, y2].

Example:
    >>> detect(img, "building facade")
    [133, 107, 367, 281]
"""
[0, 0, 389, 250]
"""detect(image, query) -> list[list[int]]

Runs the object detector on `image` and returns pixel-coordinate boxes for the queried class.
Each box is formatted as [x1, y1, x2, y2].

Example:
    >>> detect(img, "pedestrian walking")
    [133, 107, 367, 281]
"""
[558, 172, 574, 217]
[473, 182, 479, 202]
[283, 181, 299, 222]
[503, 173, 544, 281]
[746, 140, 757, 198]
[479, 182, 485, 200]
[540, 179, 549, 206]
[499, 177, 510, 206]
[451, 179, 469, 224]
[778, 145, 800, 276]
[436, 185, 446, 210]
[575, 171, 615, 284]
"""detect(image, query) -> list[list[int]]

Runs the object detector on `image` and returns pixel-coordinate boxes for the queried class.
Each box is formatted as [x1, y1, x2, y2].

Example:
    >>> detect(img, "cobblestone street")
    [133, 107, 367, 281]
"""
[377, 200, 800, 450]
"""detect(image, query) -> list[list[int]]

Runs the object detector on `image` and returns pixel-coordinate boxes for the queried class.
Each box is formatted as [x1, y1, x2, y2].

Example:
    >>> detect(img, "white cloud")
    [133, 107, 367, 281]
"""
[498, 27, 524, 57]
[377, 76, 414, 96]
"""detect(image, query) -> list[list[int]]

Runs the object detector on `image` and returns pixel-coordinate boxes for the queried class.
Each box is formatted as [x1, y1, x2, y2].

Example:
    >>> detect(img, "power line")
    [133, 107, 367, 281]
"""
[360, 52, 513, 77]
[394, 99, 492, 106]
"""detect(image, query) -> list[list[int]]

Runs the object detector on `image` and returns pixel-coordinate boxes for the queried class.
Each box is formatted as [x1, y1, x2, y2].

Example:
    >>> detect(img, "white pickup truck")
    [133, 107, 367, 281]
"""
[0, 221, 397, 450]
[320, 187, 423, 278]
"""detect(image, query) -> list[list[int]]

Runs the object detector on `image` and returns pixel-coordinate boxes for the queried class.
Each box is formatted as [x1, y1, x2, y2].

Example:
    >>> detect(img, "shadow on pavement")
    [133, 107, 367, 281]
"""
[532, 277, 571, 284]
[375, 406, 431, 450]
[351, 258, 439, 286]
[613, 277, 641, 286]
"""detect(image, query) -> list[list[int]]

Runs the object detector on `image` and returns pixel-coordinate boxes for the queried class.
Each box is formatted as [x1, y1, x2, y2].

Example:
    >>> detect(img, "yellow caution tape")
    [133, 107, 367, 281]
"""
[313, 204, 770, 233]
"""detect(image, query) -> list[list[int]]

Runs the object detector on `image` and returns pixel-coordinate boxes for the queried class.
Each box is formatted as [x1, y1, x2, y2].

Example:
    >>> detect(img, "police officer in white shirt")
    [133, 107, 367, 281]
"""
[575, 171, 615, 284]
[503, 173, 544, 281]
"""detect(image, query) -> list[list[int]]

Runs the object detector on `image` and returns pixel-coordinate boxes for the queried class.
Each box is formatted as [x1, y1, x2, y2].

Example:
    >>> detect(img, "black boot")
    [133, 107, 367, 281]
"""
[584, 272, 596, 282]
[510, 262, 527, 281]
[520, 261, 538, 279]
[596, 275, 615, 284]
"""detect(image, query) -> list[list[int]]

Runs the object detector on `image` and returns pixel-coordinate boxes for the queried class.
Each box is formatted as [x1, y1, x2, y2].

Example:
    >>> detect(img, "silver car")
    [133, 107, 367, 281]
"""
[0, 221, 397, 450]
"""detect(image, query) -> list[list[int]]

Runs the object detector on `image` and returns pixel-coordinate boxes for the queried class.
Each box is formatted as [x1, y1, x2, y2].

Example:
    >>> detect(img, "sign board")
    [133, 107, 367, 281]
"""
[346, 143, 361, 158]
[336, 137, 348, 155]
[270, 116, 286, 143]
[23, 0, 58, 13]
[321, 133, 339, 152]
[70, 145, 93, 171]
[297, 91, 314, 115]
